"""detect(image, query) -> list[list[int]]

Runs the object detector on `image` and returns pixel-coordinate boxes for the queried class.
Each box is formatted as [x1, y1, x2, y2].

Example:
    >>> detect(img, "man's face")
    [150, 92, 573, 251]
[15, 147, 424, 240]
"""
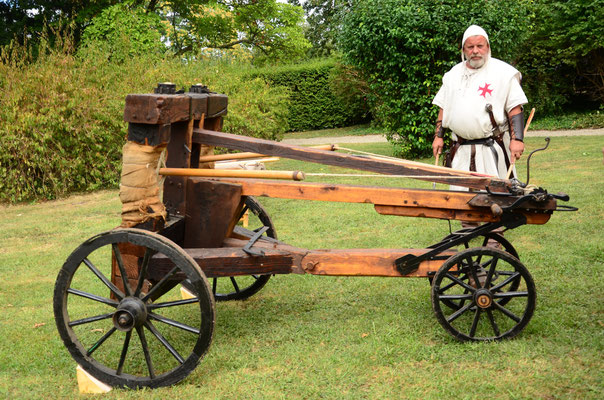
[463, 35, 489, 69]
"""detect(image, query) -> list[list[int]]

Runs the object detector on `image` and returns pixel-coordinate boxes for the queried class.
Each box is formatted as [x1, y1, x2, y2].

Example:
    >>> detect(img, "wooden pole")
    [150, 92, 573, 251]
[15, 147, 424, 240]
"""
[159, 167, 306, 181]
[198, 144, 337, 163]
[432, 153, 440, 189]
[507, 108, 535, 179]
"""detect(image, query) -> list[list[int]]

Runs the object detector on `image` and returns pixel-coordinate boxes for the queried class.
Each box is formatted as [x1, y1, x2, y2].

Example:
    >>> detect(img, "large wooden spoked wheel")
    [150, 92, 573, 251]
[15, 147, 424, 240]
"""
[431, 247, 536, 342]
[54, 229, 215, 388]
[212, 196, 277, 301]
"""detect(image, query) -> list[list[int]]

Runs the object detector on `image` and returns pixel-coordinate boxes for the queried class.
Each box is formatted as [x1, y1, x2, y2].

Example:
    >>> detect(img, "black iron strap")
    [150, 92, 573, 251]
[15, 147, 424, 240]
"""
[242, 226, 269, 257]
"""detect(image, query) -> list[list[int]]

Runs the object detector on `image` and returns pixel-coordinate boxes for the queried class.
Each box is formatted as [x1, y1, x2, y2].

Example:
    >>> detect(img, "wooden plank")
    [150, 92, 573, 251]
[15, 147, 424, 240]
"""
[124, 94, 190, 124]
[193, 128, 510, 192]
[184, 179, 243, 248]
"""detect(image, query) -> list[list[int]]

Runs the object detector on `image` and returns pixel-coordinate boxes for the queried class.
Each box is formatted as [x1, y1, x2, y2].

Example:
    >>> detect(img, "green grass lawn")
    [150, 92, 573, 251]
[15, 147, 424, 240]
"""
[0, 136, 602, 399]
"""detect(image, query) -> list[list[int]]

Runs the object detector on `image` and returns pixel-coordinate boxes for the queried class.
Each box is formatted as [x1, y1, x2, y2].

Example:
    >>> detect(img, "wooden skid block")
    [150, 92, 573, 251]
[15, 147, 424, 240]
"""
[76, 365, 112, 394]
[181, 286, 197, 300]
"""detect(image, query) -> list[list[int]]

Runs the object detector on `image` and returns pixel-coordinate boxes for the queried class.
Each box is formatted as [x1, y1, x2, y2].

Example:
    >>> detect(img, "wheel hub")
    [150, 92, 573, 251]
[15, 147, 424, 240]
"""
[474, 288, 493, 309]
[113, 297, 148, 332]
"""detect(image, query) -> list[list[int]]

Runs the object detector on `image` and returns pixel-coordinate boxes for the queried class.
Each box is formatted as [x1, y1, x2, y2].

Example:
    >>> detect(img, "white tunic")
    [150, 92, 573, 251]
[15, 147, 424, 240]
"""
[433, 57, 528, 190]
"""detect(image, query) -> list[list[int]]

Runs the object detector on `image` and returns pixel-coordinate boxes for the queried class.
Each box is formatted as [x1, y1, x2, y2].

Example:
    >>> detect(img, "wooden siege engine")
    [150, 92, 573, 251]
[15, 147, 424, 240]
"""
[54, 83, 574, 390]
[115, 83, 559, 287]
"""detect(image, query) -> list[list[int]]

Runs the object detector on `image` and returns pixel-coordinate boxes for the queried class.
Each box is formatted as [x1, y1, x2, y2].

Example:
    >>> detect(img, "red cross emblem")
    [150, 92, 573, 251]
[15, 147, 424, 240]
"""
[478, 83, 493, 98]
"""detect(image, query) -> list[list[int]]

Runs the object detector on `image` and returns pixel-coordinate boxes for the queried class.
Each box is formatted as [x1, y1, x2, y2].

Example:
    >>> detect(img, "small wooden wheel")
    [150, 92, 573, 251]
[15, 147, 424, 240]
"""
[441, 230, 519, 258]
[54, 228, 215, 388]
[212, 197, 277, 301]
[431, 232, 520, 309]
[431, 247, 536, 342]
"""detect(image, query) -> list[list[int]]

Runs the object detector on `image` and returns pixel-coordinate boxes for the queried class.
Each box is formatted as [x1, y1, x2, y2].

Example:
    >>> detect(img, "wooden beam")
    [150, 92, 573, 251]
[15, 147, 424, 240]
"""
[221, 237, 452, 278]
[124, 94, 190, 124]
[148, 247, 293, 279]
[211, 178, 555, 224]
[373, 204, 496, 222]
[193, 128, 510, 192]
[301, 249, 454, 277]
[209, 178, 479, 209]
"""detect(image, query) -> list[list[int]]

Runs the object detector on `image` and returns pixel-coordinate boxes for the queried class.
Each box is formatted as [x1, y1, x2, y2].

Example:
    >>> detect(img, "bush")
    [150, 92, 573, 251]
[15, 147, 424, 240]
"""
[251, 59, 369, 132]
[518, 0, 604, 114]
[0, 35, 290, 203]
[339, 0, 529, 158]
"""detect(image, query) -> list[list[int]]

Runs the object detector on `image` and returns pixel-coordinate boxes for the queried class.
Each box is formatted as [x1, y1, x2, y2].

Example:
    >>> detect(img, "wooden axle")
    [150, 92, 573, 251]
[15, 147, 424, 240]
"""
[159, 168, 306, 181]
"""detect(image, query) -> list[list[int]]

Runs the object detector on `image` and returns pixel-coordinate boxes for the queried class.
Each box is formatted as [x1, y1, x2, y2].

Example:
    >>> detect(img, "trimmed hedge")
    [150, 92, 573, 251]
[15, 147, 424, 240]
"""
[251, 59, 369, 132]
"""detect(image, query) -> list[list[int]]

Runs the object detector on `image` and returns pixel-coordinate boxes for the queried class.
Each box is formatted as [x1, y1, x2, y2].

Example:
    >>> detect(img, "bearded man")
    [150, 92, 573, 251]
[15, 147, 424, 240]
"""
[432, 25, 527, 190]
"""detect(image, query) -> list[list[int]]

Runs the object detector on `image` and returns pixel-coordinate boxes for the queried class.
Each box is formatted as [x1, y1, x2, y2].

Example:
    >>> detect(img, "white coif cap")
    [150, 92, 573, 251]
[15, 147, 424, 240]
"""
[462, 24, 489, 47]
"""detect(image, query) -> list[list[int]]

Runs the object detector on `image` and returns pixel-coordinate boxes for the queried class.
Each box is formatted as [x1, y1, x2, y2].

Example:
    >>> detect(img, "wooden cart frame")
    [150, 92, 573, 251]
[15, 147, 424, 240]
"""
[54, 85, 574, 389]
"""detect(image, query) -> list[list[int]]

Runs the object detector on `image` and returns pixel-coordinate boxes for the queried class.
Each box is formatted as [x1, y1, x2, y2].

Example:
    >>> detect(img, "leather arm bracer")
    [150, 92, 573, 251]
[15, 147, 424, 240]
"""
[435, 120, 445, 138]
[510, 113, 525, 142]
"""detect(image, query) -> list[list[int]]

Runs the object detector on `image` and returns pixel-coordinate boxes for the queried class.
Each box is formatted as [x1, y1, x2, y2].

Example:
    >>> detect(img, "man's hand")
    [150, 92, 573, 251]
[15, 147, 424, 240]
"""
[432, 137, 444, 158]
[509, 139, 524, 160]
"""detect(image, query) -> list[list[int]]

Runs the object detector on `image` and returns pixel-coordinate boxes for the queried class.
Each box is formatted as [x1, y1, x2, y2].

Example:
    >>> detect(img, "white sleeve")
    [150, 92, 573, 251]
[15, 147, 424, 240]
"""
[506, 73, 528, 112]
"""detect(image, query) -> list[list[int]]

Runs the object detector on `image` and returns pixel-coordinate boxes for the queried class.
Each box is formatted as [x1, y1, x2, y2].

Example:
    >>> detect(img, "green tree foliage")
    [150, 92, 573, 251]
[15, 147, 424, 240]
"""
[339, 0, 529, 157]
[156, 0, 311, 64]
[80, 3, 166, 62]
[519, 0, 604, 113]
[289, 0, 353, 57]
[1, 1, 310, 64]
[0, 0, 119, 45]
